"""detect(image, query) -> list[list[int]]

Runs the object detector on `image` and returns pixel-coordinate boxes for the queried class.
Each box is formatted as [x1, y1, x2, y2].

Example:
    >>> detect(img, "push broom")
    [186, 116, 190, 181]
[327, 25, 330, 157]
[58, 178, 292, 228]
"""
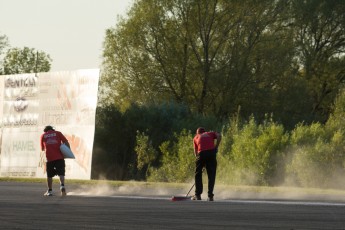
[171, 182, 194, 201]
[171, 167, 204, 201]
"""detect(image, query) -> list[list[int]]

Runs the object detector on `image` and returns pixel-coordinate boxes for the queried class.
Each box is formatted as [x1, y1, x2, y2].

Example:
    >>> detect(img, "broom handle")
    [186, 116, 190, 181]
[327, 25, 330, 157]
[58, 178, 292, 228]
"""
[186, 161, 205, 197]
[186, 183, 195, 197]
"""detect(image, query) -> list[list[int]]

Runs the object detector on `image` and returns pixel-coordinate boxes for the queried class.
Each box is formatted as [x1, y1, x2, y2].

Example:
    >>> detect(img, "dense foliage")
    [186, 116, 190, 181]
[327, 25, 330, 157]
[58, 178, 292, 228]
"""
[2, 47, 52, 74]
[92, 89, 345, 189]
[0, 33, 52, 75]
[101, 0, 345, 128]
[94, 0, 345, 189]
[92, 102, 220, 180]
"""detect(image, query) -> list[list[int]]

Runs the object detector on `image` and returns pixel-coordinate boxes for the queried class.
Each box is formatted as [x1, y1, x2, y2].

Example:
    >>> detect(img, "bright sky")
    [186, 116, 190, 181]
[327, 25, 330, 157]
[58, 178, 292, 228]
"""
[0, 0, 133, 71]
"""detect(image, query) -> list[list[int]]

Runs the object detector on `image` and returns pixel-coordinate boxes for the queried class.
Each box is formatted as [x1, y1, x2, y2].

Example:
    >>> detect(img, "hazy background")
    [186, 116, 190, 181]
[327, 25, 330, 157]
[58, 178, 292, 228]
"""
[0, 0, 133, 71]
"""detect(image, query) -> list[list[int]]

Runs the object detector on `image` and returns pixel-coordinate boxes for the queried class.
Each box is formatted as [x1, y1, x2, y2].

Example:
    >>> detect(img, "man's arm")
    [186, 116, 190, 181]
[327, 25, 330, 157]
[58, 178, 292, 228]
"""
[40, 135, 45, 151]
[64, 141, 70, 148]
[193, 139, 198, 157]
[59, 131, 70, 148]
[215, 132, 221, 148]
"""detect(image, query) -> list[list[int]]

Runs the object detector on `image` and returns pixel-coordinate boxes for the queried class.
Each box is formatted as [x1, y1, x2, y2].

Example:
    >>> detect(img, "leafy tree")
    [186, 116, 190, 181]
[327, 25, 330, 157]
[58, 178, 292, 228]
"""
[220, 0, 300, 123]
[327, 88, 345, 131]
[0, 34, 9, 74]
[292, 0, 345, 121]
[135, 131, 158, 177]
[101, 0, 197, 110]
[95, 0, 345, 186]
[0, 34, 8, 54]
[3, 47, 52, 74]
[101, 0, 309, 126]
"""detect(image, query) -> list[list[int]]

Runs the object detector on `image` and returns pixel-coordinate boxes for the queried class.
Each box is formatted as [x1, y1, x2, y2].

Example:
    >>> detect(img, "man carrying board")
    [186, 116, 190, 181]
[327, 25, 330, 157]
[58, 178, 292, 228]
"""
[40, 125, 70, 196]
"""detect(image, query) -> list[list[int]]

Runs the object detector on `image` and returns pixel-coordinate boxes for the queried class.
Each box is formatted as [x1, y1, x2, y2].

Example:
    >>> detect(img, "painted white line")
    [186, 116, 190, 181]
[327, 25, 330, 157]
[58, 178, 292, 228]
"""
[225, 199, 345, 206]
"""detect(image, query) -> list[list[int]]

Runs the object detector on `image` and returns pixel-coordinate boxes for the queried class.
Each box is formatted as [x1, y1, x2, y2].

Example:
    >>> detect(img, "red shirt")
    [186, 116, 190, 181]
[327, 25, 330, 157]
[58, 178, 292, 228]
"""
[193, 131, 217, 153]
[40, 130, 68, 162]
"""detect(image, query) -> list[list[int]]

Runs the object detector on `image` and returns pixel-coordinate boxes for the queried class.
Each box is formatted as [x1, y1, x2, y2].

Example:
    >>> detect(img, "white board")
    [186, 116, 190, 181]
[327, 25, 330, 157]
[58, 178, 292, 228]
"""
[60, 144, 75, 159]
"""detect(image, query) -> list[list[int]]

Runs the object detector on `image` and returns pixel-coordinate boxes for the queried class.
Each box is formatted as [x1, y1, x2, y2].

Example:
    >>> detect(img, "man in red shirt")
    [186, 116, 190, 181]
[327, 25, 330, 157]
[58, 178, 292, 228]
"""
[192, 127, 221, 201]
[40, 125, 70, 196]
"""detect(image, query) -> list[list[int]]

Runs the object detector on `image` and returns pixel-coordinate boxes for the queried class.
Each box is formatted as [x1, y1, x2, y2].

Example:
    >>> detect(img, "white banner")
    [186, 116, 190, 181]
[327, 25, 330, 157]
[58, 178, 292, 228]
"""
[0, 74, 4, 171]
[0, 69, 100, 179]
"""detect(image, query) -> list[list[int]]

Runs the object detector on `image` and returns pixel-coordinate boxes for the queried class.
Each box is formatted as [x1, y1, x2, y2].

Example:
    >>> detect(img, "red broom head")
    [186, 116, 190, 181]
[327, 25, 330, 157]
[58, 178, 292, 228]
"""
[171, 196, 192, 201]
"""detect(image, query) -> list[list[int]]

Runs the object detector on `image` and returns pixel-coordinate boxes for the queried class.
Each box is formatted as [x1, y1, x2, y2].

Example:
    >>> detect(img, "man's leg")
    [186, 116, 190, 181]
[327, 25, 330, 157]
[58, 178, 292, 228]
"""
[44, 161, 54, 196]
[47, 177, 53, 190]
[59, 175, 66, 196]
[194, 154, 204, 199]
[58, 175, 65, 186]
[56, 159, 66, 196]
[206, 152, 217, 199]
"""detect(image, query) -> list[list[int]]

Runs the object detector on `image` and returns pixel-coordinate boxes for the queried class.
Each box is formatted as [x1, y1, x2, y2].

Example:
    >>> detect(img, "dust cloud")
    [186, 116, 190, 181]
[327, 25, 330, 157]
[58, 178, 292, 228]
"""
[68, 181, 189, 198]
[67, 180, 345, 202]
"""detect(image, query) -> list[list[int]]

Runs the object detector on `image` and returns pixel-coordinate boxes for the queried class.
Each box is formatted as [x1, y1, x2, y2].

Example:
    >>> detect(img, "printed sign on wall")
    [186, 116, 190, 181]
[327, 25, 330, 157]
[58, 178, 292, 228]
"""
[0, 69, 99, 179]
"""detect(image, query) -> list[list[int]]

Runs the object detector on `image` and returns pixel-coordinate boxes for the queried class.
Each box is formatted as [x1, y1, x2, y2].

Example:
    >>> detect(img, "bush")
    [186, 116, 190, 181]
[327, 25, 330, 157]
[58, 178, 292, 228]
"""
[93, 87, 345, 188]
[147, 129, 195, 182]
[216, 118, 239, 184]
[135, 131, 158, 177]
[287, 122, 345, 189]
[227, 116, 289, 186]
[93, 102, 219, 180]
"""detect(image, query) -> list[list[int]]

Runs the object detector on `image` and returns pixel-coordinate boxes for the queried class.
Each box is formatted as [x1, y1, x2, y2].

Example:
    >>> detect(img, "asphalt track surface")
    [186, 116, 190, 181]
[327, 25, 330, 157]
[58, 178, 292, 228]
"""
[1, 182, 345, 229]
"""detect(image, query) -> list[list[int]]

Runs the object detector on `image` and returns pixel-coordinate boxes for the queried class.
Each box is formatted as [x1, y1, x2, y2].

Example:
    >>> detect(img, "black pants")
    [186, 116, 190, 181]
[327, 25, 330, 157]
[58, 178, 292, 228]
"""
[46, 159, 65, 178]
[195, 149, 217, 198]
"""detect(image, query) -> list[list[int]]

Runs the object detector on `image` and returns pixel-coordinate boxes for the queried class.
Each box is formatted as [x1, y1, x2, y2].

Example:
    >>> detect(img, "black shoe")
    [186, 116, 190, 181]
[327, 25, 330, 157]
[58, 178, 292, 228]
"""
[191, 195, 201, 200]
[207, 197, 214, 201]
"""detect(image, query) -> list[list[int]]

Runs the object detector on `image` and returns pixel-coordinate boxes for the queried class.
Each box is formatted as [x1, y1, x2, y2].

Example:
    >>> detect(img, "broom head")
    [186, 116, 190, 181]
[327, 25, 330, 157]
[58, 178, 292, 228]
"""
[171, 195, 192, 201]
